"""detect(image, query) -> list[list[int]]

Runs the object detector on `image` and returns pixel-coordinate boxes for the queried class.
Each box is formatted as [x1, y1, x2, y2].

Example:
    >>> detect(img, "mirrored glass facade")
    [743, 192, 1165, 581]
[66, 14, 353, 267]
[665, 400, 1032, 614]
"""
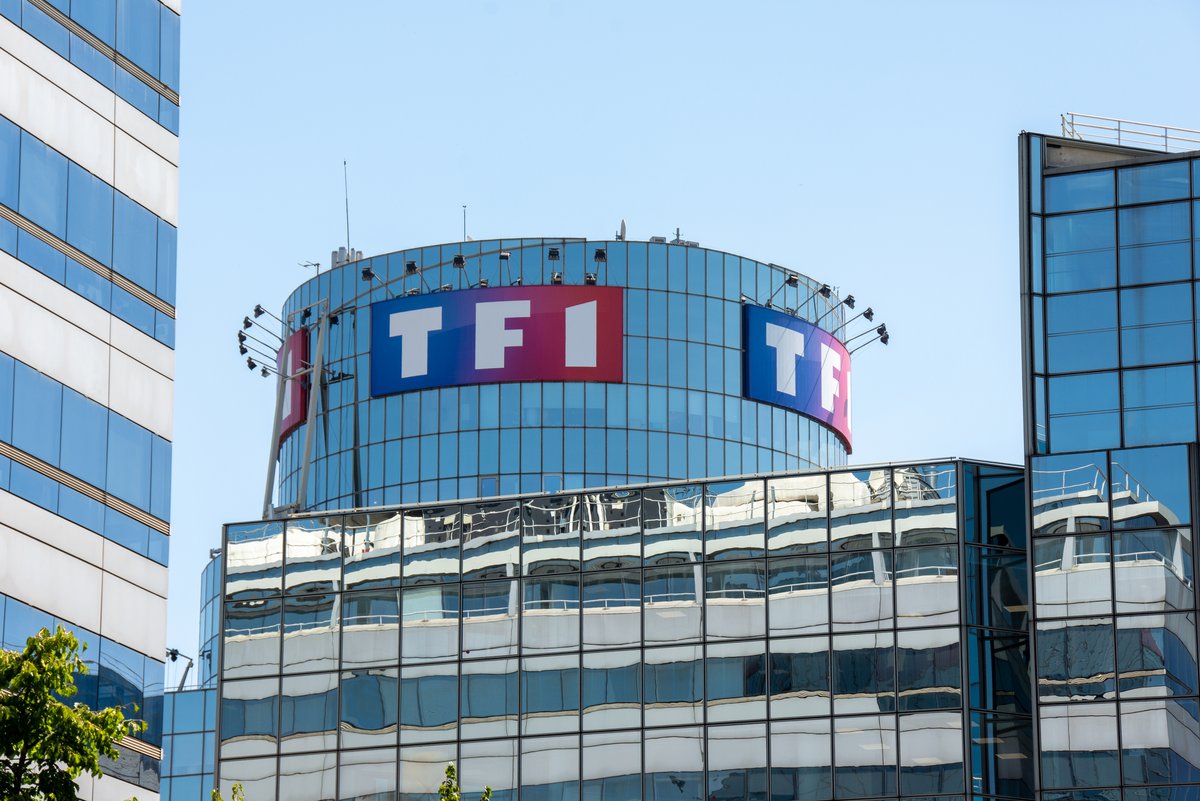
[219, 460, 1030, 801]
[272, 239, 850, 511]
[1023, 133, 1200, 800]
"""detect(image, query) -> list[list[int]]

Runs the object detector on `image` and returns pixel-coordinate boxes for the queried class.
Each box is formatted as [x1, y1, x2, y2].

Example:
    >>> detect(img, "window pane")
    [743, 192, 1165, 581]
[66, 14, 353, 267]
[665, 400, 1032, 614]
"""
[1123, 365, 1196, 446]
[1119, 202, 1191, 284]
[1120, 161, 1190, 204]
[1045, 210, 1115, 292]
[1120, 284, 1193, 367]
[1045, 291, 1117, 373]
[1048, 372, 1120, 451]
[1046, 169, 1113, 213]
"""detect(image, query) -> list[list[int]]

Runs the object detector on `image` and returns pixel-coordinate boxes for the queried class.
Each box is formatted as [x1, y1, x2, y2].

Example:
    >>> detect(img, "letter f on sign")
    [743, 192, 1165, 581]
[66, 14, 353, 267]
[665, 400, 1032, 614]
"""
[476, 300, 531, 369]
[389, 307, 443, 378]
[765, 323, 805, 396]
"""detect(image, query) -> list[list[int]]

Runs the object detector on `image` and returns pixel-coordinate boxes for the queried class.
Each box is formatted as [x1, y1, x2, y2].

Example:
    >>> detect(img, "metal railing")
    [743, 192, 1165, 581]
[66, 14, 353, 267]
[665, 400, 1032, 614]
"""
[1061, 113, 1200, 153]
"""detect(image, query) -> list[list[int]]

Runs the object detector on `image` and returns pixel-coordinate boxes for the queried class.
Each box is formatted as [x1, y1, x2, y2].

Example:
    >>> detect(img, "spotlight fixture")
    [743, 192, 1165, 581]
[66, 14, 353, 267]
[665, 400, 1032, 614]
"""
[785, 274, 799, 288]
[440, 283, 453, 292]
[452, 254, 465, 268]
[301, 308, 312, 321]
[547, 248, 560, 261]
[406, 288, 421, 296]
[478, 278, 489, 288]
[246, 358, 257, 371]
[739, 293, 752, 304]
[499, 251, 511, 261]
[405, 260, 418, 274]
[242, 316, 252, 330]
[237, 331, 247, 344]
[551, 272, 563, 284]
[864, 308, 875, 322]
[880, 332, 890, 345]
[593, 248, 607, 263]
[584, 273, 597, 285]
[819, 284, 832, 298]
[511, 277, 523, 286]
[361, 265, 374, 281]
[329, 313, 339, 324]
[253, 304, 266, 318]
[260, 366, 269, 377]
[238, 344, 248, 355]
[844, 294, 856, 310]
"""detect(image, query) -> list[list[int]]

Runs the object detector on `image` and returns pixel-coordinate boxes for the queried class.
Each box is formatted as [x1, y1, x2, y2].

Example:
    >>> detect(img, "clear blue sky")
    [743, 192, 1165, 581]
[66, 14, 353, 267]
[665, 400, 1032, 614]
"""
[165, 0, 1200, 680]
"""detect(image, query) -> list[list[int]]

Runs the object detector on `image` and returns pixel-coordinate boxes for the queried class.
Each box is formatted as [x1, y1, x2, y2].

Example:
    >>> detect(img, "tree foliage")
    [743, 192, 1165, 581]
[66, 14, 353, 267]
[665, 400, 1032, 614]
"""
[440, 762, 491, 801]
[0, 626, 145, 801]
[211, 782, 245, 801]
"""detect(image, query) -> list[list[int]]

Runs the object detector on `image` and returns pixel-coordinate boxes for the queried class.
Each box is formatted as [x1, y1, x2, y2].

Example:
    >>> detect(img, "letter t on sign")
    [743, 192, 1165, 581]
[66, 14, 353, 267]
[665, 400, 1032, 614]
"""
[765, 322, 805, 396]
[389, 307, 443, 378]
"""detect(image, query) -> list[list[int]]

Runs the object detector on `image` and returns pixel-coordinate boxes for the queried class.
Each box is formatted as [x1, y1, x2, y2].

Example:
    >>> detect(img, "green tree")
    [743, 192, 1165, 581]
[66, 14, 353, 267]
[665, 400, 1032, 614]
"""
[211, 782, 245, 801]
[440, 762, 491, 801]
[0, 626, 145, 801]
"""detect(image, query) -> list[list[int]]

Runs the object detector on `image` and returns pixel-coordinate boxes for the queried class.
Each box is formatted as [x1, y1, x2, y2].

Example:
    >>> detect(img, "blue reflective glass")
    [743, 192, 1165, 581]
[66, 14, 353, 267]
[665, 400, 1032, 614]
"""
[156, 219, 177, 305]
[1048, 372, 1120, 451]
[113, 193, 157, 292]
[0, 352, 12, 442]
[1045, 169, 1114, 213]
[59, 387, 107, 487]
[71, 0, 116, 47]
[1119, 202, 1190, 285]
[17, 230, 65, 282]
[1120, 284, 1194, 367]
[106, 412, 151, 507]
[1045, 210, 1115, 293]
[0, 115, 18, 208]
[18, 132, 67, 238]
[66, 162, 113, 266]
[158, 6, 180, 89]
[22, 1, 67, 57]
[1120, 161, 1190, 204]
[1124, 365, 1196, 446]
[116, 0, 160, 76]
[11, 362, 61, 463]
[66, 258, 111, 309]
[1045, 291, 1116, 373]
[151, 435, 171, 520]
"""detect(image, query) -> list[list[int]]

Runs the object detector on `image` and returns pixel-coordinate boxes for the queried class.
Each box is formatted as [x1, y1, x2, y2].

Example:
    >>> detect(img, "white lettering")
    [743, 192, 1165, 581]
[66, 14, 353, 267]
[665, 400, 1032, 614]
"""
[564, 300, 598, 367]
[820, 343, 842, 413]
[475, 300, 531, 369]
[765, 323, 805, 396]
[389, 307, 443, 378]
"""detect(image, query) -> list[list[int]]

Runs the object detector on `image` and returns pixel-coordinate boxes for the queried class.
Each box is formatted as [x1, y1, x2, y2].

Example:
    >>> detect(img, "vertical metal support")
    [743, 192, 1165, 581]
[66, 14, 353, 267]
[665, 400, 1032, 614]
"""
[293, 313, 328, 514]
[261, 329, 291, 519]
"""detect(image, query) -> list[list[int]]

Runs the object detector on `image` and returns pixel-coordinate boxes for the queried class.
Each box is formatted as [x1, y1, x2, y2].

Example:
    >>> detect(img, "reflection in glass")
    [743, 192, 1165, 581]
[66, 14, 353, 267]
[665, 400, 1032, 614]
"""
[344, 512, 403, 591]
[1031, 452, 1109, 535]
[340, 667, 398, 749]
[461, 738, 517, 801]
[971, 711, 1034, 798]
[899, 712, 964, 794]
[1116, 613, 1199, 697]
[830, 470, 892, 550]
[521, 654, 579, 735]
[284, 517, 342, 595]
[225, 522, 283, 599]
[280, 671, 337, 753]
[1034, 535, 1113, 618]
[767, 474, 828, 554]
[342, 589, 400, 668]
[893, 464, 956, 546]
[218, 756, 275, 801]
[1121, 698, 1200, 785]
[523, 574, 580, 653]
[219, 677, 278, 759]
[1115, 528, 1194, 612]
[282, 593, 339, 673]
[582, 731, 640, 800]
[643, 485, 702, 565]
[222, 597, 280, 679]
[582, 649, 640, 731]
[831, 550, 892, 631]
[644, 645, 703, 727]
[1037, 618, 1115, 702]
[768, 555, 828, 636]
[967, 629, 1030, 714]
[401, 584, 458, 663]
[399, 662, 456, 744]
[402, 506, 460, 585]
[834, 632, 895, 714]
[400, 742, 456, 800]
[582, 570, 640, 648]
[1039, 703, 1120, 788]
[895, 545, 958, 627]
[771, 718, 832, 800]
[963, 463, 1027, 548]
[582, 490, 641, 569]
[461, 579, 518, 658]
[522, 495, 580, 574]
[965, 546, 1028, 630]
[705, 560, 765, 640]
[1112, 445, 1191, 528]
[522, 734, 579, 801]
[339, 747, 398, 801]
[705, 480, 765, 560]
[460, 658, 518, 739]
[707, 641, 767, 723]
[278, 751, 337, 801]
[644, 564, 702, 645]
[644, 726, 703, 801]
[461, 500, 520, 581]
[707, 723, 767, 801]
[834, 714, 897, 798]
[897, 628, 960, 711]
[769, 635, 830, 718]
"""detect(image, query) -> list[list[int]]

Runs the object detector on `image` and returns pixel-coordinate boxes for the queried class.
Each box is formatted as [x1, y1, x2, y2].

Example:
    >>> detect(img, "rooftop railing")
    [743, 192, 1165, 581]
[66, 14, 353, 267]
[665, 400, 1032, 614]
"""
[1061, 112, 1200, 153]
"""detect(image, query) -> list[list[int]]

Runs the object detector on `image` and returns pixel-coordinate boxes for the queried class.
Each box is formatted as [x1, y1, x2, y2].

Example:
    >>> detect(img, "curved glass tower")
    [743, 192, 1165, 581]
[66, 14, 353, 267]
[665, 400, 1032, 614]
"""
[273, 237, 851, 512]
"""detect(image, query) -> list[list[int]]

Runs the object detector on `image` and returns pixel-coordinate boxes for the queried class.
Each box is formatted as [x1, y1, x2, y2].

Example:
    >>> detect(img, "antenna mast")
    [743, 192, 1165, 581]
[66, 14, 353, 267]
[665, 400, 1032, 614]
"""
[462, 204, 467, 240]
[343, 160, 351, 252]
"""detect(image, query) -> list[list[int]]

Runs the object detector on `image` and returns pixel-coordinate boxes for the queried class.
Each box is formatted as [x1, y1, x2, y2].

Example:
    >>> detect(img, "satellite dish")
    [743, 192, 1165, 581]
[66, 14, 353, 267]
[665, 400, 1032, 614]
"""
[619, 219, 627, 241]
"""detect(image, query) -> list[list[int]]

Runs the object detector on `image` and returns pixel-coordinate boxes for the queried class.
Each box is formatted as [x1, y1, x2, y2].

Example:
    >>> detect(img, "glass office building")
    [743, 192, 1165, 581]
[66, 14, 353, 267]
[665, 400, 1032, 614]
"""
[1021, 130, 1200, 799]
[0, 1, 179, 798]
[273, 239, 851, 511]
[219, 460, 1031, 801]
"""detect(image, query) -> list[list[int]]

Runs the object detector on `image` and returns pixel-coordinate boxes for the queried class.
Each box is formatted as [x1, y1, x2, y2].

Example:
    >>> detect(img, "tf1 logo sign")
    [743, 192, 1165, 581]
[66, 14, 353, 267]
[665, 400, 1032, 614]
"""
[370, 286, 624, 396]
[742, 304, 852, 451]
